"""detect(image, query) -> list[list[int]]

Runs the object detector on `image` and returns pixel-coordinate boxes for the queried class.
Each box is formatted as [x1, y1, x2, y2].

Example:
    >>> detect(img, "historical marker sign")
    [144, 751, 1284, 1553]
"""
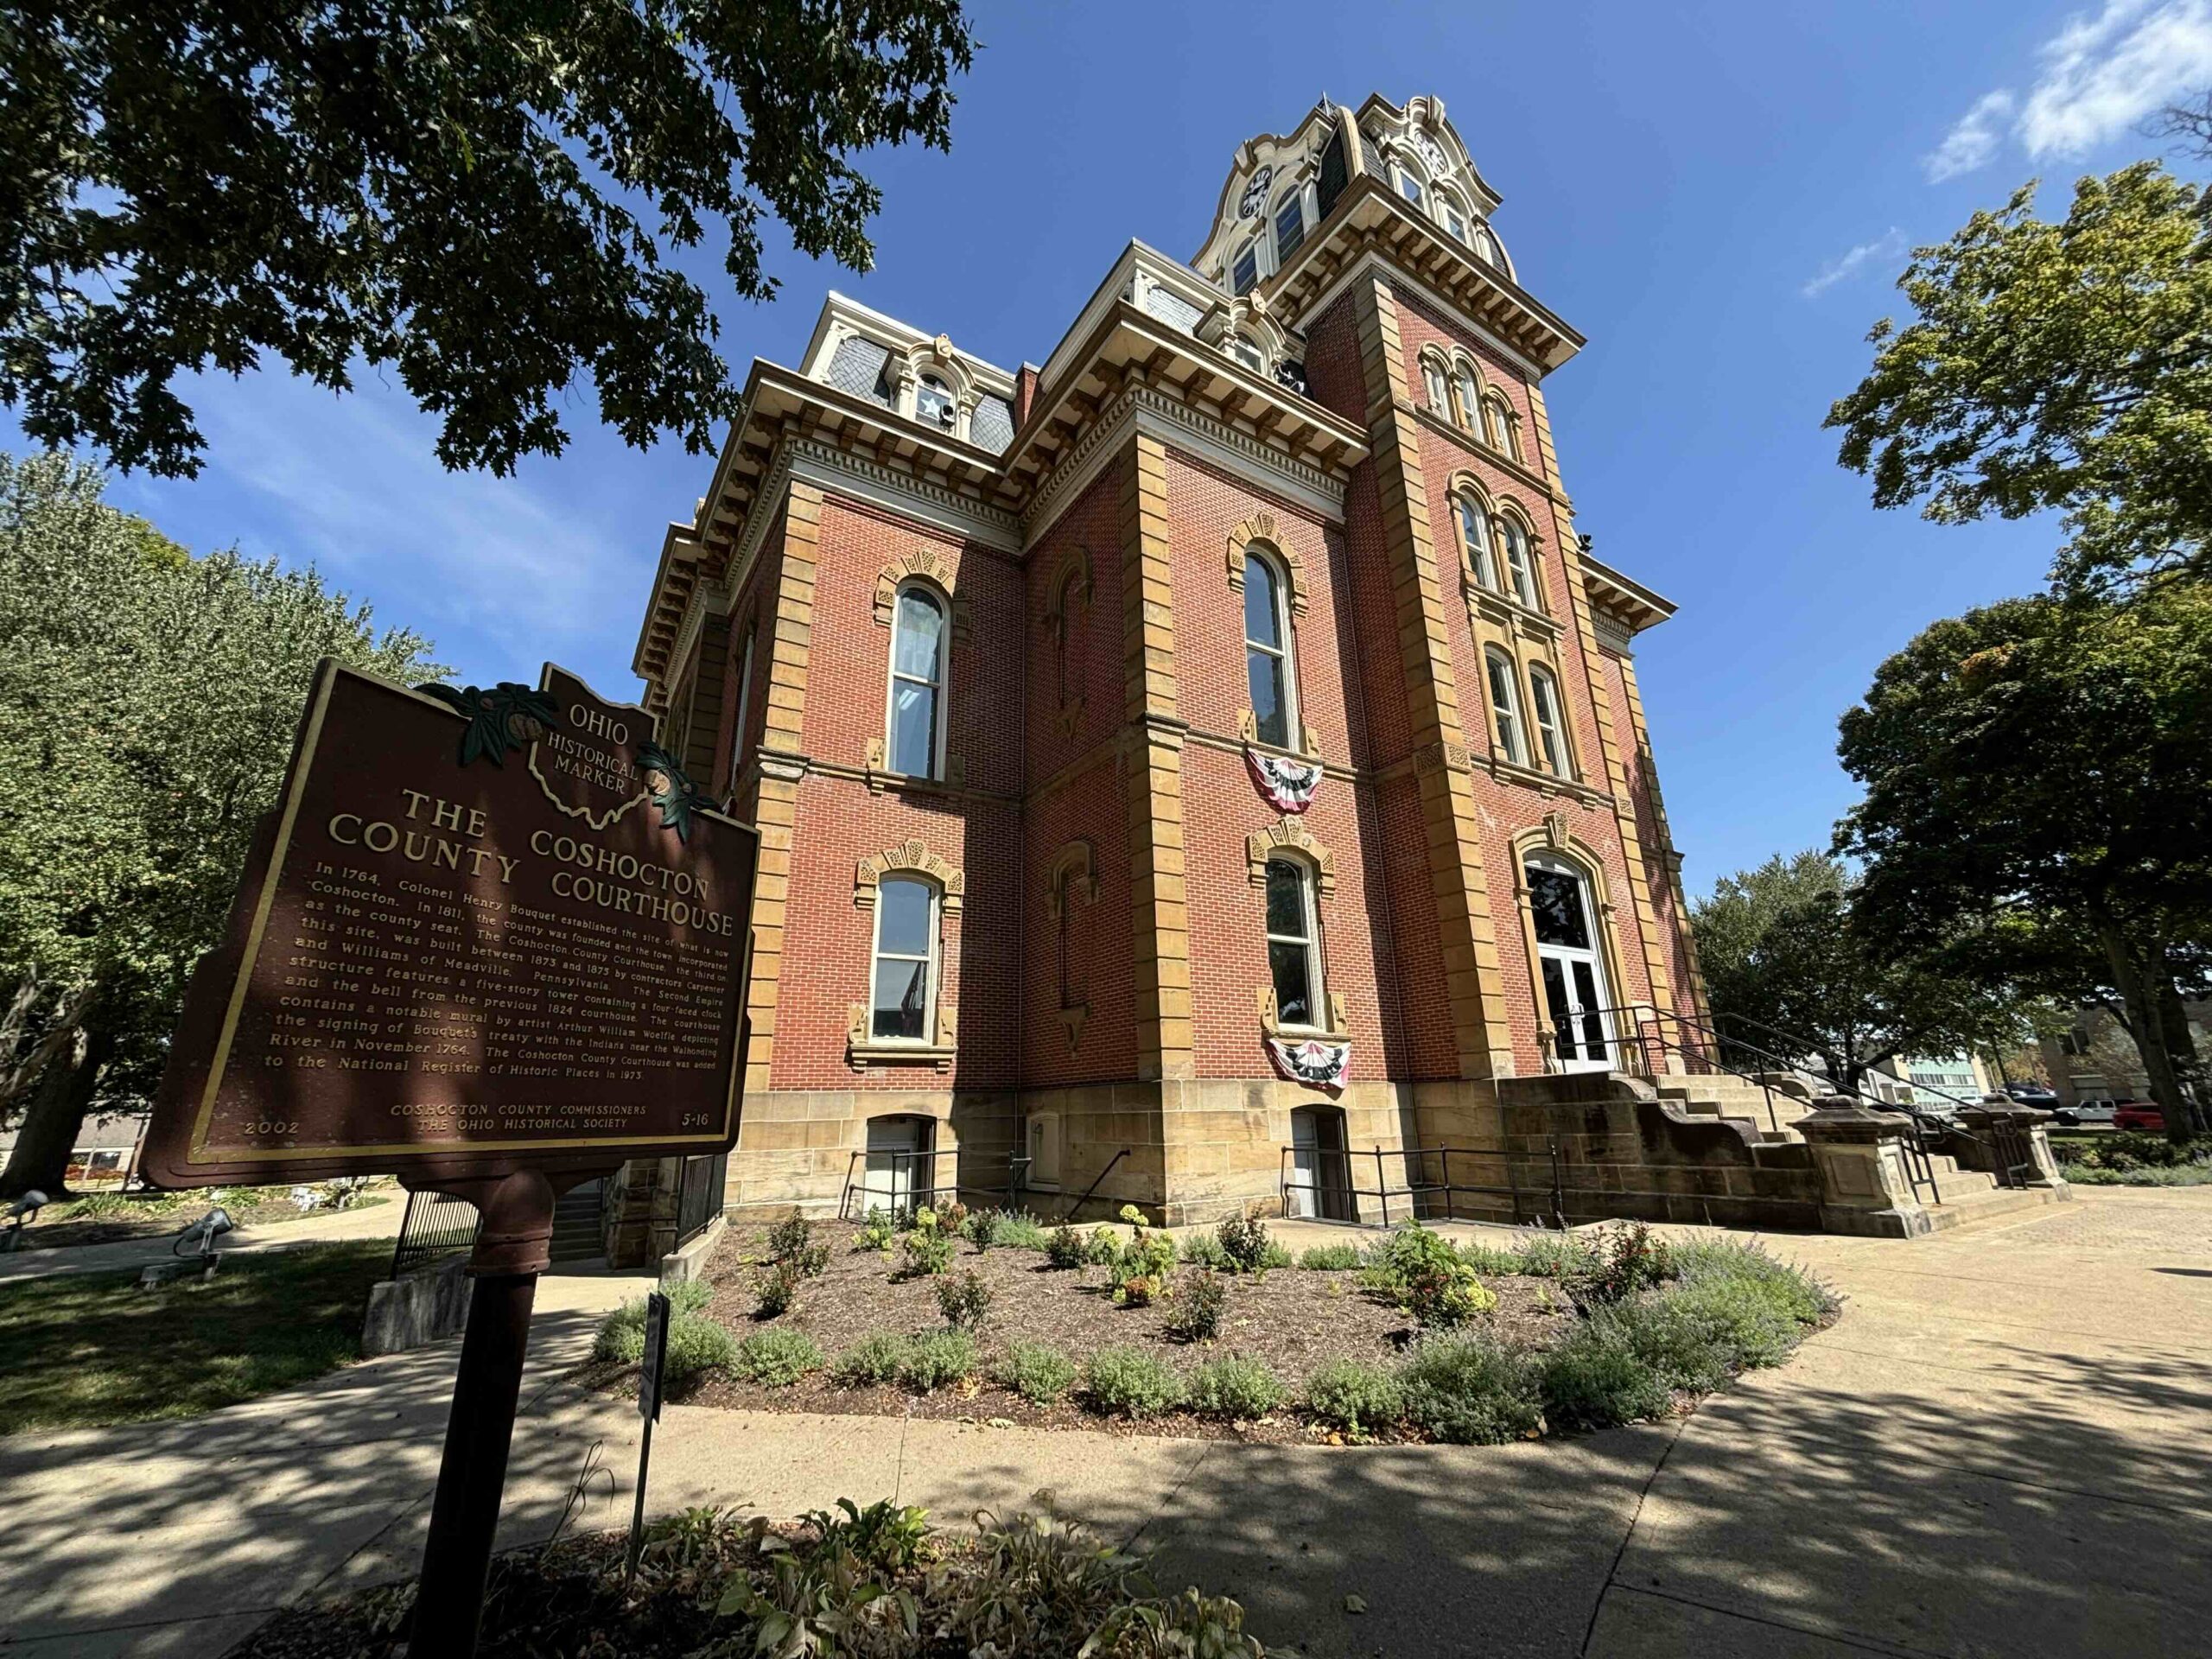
[143, 659, 756, 1188]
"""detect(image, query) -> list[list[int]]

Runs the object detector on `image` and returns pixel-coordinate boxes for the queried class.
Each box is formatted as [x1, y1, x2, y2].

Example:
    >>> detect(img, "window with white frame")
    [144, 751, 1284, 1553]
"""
[1422, 356, 1450, 414]
[915, 373, 956, 429]
[1231, 239, 1262, 296]
[887, 582, 947, 777]
[1265, 856, 1324, 1028]
[1501, 518, 1539, 609]
[1243, 549, 1297, 748]
[1396, 158, 1427, 208]
[1438, 192, 1470, 244]
[1274, 192, 1306, 264]
[1474, 225, 1503, 269]
[1480, 394, 1505, 450]
[1529, 665, 1570, 776]
[1454, 362, 1481, 432]
[869, 877, 939, 1041]
[1230, 334, 1265, 372]
[1457, 494, 1497, 589]
[1486, 648, 1527, 765]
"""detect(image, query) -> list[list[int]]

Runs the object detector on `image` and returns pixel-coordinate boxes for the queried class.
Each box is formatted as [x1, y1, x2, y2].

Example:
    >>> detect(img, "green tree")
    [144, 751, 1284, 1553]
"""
[1825, 162, 2212, 594]
[1691, 852, 2031, 1094]
[1835, 588, 2212, 1142]
[1, 0, 976, 478]
[0, 451, 440, 1196]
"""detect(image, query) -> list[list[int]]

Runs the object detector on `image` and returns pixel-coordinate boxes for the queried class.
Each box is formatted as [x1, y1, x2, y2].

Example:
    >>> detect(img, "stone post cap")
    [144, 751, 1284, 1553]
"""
[1796, 1096, 1918, 1143]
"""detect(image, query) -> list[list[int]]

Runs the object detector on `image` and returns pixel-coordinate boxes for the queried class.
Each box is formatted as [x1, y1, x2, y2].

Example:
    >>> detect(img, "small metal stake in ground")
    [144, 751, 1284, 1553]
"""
[624, 1290, 671, 1591]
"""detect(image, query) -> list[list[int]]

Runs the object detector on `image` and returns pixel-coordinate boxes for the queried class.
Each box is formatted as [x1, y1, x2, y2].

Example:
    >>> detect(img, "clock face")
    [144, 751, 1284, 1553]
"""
[1238, 164, 1275, 219]
[1414, 131, 1449, 178]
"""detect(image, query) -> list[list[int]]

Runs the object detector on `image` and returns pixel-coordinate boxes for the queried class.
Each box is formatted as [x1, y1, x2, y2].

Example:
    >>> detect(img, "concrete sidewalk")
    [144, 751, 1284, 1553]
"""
[0, 1194, 406, 1283]
[3, 1188, 2207, 1657]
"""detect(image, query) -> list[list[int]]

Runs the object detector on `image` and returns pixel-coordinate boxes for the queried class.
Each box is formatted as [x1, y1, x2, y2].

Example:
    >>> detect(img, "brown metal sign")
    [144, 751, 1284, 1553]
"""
[142, 659, 756, 1188]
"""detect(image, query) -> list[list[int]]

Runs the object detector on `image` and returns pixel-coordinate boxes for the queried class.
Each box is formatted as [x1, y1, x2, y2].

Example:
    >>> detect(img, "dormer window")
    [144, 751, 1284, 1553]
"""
[915, 374, 955, 429]
[1396, 159, 1427, 209]
[1438, 193, 1471, 245]
[1473, 225, 1504, 270]
[1231, 239, 1262, 296]
[1274, 193, 1306, 264]
[1230, 334, 1265, 372]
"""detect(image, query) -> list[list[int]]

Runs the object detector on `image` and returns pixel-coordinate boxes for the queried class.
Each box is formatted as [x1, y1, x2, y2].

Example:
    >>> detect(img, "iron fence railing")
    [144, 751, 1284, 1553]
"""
[675, 1152, 728, 1247]
[390, 1188, 480, 1277]
[1278, 1141, 1564, 1230]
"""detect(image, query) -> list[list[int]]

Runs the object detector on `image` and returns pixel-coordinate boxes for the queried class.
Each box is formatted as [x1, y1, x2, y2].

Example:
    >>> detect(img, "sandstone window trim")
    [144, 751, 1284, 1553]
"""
[849, 864, 960, 1072]
[1247, 816, 1337, 896]
[883, 577, 950, 781]
[1043, 544, 1095, 739]
[1047, 838, 1098, 1052]
[1224, 512, 1309, 619]
[854, 839, 965, 916]
[871, 548, 973, 641]
[1509, 825, 1637, 1076]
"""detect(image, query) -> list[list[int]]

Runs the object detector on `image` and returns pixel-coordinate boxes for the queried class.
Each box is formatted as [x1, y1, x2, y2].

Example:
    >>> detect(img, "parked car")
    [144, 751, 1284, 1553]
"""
[2054, 1100, 2117, 1127]
[2004, 1082, 2059, 1109]
[2112, 1101, 2166, 1132]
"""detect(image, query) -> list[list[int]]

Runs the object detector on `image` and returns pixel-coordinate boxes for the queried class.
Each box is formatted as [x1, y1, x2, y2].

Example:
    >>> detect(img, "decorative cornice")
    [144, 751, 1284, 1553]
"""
[786, 440, 1020, 552]
[666, 573, 733, 683]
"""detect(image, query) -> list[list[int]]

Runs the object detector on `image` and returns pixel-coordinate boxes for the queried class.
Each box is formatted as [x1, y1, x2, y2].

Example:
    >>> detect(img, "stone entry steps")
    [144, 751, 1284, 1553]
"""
[549, 1179, 605, 1263]
[1913, 1154, 2068, 1231]
[1656, 1077, 1815, 1139]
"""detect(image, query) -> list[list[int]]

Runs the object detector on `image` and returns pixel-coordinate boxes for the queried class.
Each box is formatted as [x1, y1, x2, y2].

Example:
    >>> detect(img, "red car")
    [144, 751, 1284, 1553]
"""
[2112, 1101, 2166, 1132]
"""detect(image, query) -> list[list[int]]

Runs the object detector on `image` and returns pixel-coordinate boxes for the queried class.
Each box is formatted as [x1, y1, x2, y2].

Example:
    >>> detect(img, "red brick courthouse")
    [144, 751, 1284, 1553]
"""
[628, 93, 1717, 1229]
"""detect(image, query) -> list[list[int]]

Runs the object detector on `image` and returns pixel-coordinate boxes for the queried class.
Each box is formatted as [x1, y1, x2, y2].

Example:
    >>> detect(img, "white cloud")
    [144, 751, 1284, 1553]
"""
[1924, 91, 2016, 182]
[1802, 228, 1908, 298]
[1924, 2, 2212, 181]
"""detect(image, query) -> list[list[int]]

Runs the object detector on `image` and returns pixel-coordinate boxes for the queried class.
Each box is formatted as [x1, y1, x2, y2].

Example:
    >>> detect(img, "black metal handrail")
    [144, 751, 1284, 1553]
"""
[1053, 1147, 1130, 1221]
[1277, 1141, 1564, 1230]
[391, 1188, 480, 1277]
[835, 1145, 1052, 1222]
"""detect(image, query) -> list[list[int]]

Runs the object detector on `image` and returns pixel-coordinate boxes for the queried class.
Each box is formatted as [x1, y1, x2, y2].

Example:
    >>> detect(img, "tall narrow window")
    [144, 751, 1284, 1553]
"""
[1457, 495, 1497, 589]
[1274, 193, 1306, 264]
[1243, 550, 1296, 748]
[1504, 412, 1524, 462]
[1440, 194, 1471, 244]
[1230, 334, 1265, 372]
[887, 583, 946, 777]
[1397, 162, 1426, 208]
[1529, 666, 1569, 776]
[1481, 396, 1504, 450]
[728, 621, 756, 788]
[1501, 519, 1538, 609]
[1052, 570, 1079, 710]
[1231, 239, 1261, 296]
[1486, 649, 1526, 765]
[915, 373, 955, 429]
[1454, 364, 1480, 431]
[1422, 357, 1450, 415]
[869, 877, 938, 1041]
[1265, 857, 1323, 1028]
[1474, 225, 1503, 268]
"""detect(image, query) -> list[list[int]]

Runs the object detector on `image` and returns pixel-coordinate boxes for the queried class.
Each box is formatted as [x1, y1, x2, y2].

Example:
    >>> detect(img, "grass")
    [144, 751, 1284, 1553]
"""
[0, 1241, 386, 1433]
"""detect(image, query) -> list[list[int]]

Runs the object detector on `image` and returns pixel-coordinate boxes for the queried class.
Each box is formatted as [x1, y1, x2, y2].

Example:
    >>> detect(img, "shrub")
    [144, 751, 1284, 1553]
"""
[995, 1213, 1051, 1251]
[1000, 1340, 1077, 1405]
[1627, 1273, 1815, 1380]
[1671, 1239, 1838, 1325]
[1178, 1231, 1231, 1270]
[1084, 1347, 1185, 1417]
[855, 1207, 898, 1251]
[1401, 1333, 1544, 1445]
[753, 1260, 802, 1318]
[662, 1317, 740, 1387]
[1111, 1213, 1178, 1305]
[1083, 1225, 1124, 1267]
[833, 1332, 910, 1387]
[805, 1497, 931, 1573]
[1299, 1243, 1362, 1271]
[1537, 1324, 1672, 1432]
[1162, 1268, 1226, 1341]
[1111, 1272, 1166, 1308]
[899, 1330, 978, 1390]
[1455, 1240, 1524, 1275]
[1568, 1223, 1674, 1308]
[1255, 1240, 1294, 1270]
[1046, 1224, 1088, 1269]
[732, 1328, 823, 1387]
[964, 1209, 1002, 1251]
[1303, 1358, 1405, 1437]
[765, 1211, 813, 1264]
[939, 1200, 969, 1233]
[1369, 1223, 1495, 1325]
[1508, 1232, 1599, 1280]
[900, 1224, 956, 1279]
[1215, 1213, 1272, 1274]
[936, 1268, 994, 1332]
[1187, 1355, 1287, 1419]
[594, 1282, 714, 1360]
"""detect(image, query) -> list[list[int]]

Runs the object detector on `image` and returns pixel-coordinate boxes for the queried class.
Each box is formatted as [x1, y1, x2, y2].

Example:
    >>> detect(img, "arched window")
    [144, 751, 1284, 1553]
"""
[1052, 569, 1083, 712]
[1485, 648, 1526, 765]
[1457, 494, 1497, 589]
[1529, 665, 1570, 777]
[1473, 224, 1504, 269]
[1437, 190, 1471, 245]
[1453, 362, 1481, 432]
[1421, 355, 1450, 415]
[1264, 855, 1323, 1029]
[1231, 237, 1262, 296]
[887, 582, 946, 777]
[1243, 549, 1297, 748]
[1230, 334, 1265, 372]
[869, 876, 939, 1042]
[915, 373, 955, 429]
[1274, 190, 1306, 264]
[1479, 394, 1504, 450]
[1500, 519, 1539, 609]
[1395, 157, 1427, 208]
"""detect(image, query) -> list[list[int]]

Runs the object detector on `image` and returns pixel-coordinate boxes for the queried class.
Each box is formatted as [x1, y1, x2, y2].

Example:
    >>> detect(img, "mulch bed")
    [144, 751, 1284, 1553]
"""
[572, 1219, 1578, 1445]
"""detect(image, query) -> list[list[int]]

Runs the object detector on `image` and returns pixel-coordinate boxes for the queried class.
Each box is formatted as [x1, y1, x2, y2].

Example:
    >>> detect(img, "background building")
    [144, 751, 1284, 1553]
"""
[630, 92, 1707, 1224]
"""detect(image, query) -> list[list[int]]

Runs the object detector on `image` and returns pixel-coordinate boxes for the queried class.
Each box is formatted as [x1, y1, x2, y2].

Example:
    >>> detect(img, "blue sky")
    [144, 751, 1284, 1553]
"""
[20, 0, 2212, 899]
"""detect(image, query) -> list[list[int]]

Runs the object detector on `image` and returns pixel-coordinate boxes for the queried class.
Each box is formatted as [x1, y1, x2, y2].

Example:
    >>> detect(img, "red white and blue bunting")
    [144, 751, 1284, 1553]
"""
[1268, 1034, 1351, 1092]
[1245, 746, 1324, 814]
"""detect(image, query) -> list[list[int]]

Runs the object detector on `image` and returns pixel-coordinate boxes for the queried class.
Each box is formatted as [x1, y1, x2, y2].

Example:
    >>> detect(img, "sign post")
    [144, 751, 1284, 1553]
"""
[141, 662, 754, 1658]
[624, 1288, 671, 1591]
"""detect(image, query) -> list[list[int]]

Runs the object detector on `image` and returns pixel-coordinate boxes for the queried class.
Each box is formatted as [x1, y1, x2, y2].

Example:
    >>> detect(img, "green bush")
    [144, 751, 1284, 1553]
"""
[2067, 1160, 2212, 1185]
[1536, 1324, 1673, 1432]
[663, 1317, 739, 1387]
[995, 1213, 1052, 1250]
[594, 1281, 715, 1361]
[900, 1225, 956, 1278]
[1671, 1239, 1838, 1325]
[964, 1209, 1003, 1250]
[833, 1332, 911, 1386]
[936, 1268, 994, 1332]
[1215, 1213, 1273, 1274]
[805, 1497, 932, 1573]
[1045, 1224, 1088, 1269]
[1298, 1243, 1362, 1271]
[1303, 1358, 1405, 1437]
[1000, 1340, 1077, 1404]
[1178, 1231, 1231, 1270]
[732, 1328, 823, 1387]
[1162, 1268, 1226, 1341]
[766, 1211, 814, 1264]
[1400, 1333, 1545, 1445]
[1083, 1225, 1124, 1267]
[1187, 1355, 1287, 1419]
[1367, 1222, 1496, 1325]
[1255, 1240, 1294, 1270]
[1084, 1346, 1185, 1417]
[1455, 1240, 1524, 1274]
[855, 1207, 898, 1250]
[753, 1260, 802, 1318]
[1567, 1222, 1674, 1308]
[899, 1329, 979, 1390]
[1506, 1232, 1599, 1280]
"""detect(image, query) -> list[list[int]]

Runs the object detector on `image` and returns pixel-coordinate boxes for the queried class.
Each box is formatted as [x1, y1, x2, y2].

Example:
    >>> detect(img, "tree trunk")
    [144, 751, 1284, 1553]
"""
[0, 978, 99, 1118]
[2157, 980, 2208, 1136]
[0, 1019, 116, 1199]
[2094, 925, 2193, 1147]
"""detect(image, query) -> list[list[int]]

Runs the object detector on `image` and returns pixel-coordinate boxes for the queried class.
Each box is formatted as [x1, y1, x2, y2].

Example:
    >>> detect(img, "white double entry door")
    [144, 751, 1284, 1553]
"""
[1526, 854, 1614, 1072]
